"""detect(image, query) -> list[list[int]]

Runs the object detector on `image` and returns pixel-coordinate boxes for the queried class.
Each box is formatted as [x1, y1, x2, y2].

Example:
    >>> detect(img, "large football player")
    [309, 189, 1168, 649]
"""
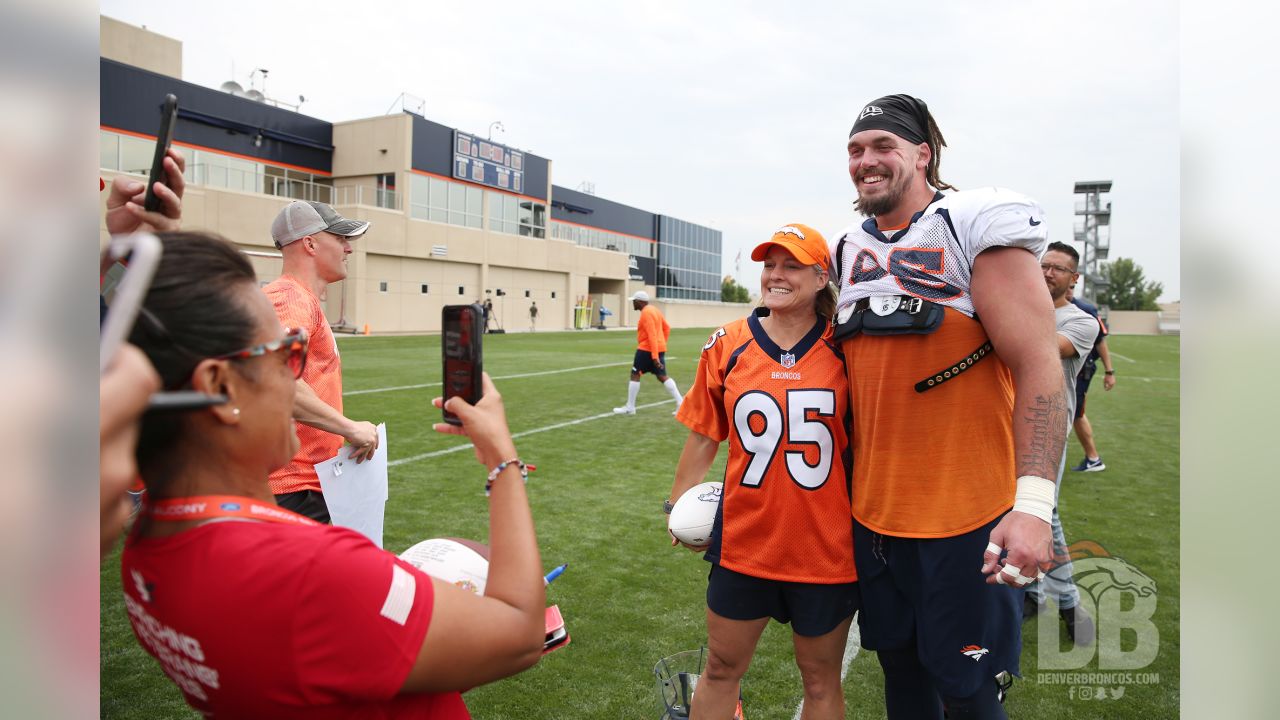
[667, 225, 856, 720]
[829, 94, 1064, 719]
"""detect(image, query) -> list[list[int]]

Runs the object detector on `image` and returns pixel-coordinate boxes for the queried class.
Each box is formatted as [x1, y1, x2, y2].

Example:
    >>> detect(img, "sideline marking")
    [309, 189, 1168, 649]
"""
[388, 399, 676, 467]
[1109, 352, 1137, 363]
[344, 361, 636, 396]
[792, 614, 861, 720]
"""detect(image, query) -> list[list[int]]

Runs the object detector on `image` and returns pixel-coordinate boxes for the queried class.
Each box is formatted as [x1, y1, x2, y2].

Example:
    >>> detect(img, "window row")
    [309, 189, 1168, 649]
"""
[488, 191, 546, 238]
[659, 245, 719, 275]
[659, 216, 722, 254]
[409, 174, 483, 229]
[658, 266, 720, 292]
[550, 222, 656, 259]
[99, 131, 338, 205]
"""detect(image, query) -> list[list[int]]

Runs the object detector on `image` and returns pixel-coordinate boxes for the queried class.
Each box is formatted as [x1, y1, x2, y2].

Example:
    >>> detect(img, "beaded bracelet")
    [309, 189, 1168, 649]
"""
[485, 458, 528, 496]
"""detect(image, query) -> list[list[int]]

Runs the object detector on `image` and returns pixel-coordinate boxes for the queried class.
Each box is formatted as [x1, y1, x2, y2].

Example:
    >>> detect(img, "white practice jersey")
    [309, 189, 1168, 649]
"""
[829, 188, 1049, 318]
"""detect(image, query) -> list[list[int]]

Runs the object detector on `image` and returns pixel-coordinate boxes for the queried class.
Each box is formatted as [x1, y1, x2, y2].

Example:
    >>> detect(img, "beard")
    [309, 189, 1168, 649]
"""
[854, 167, 913, 218]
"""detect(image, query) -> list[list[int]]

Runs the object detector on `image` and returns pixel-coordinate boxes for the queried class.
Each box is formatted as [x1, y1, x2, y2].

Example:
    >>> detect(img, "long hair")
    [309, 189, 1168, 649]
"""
[815, 268, 837, 321]
[126, 232, 259, 486]
[923, 109, 956, 192]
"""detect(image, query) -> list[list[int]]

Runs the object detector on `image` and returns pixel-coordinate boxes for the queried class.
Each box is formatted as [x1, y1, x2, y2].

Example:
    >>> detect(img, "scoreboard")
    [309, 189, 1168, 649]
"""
[453, 130, 524, 194]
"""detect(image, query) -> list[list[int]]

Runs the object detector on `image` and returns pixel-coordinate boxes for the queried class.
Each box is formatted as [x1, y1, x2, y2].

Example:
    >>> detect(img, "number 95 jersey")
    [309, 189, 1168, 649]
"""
[676, 312, 855, 584]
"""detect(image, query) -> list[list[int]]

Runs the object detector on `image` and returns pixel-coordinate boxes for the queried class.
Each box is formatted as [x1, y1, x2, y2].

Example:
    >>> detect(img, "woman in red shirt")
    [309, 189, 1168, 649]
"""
[120, 231, 544, 718]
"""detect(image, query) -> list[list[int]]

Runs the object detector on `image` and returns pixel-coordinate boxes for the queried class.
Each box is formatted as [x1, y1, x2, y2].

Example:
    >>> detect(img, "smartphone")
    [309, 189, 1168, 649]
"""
[143, 94, 178, 213]
[441, 304, 484, 426]
[100, 232, 161, 374]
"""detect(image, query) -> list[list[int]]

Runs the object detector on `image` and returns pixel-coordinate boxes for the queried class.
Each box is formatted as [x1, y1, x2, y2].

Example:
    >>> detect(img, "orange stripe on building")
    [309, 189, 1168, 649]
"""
[100, 125, 333, 177]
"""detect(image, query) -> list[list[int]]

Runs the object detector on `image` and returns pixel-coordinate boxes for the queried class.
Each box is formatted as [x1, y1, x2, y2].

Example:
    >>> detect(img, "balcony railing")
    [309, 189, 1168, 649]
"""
[182, 164, 402, 210]
[185, 163, 335, 204]
[332, 185, 401, 210]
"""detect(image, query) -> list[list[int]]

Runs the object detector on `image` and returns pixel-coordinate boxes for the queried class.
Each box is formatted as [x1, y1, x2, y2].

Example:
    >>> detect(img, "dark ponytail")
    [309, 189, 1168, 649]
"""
[127, 232, 259, 484]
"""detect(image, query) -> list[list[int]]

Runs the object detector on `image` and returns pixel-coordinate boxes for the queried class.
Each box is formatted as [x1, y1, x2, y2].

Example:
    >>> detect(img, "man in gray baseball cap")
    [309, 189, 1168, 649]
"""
[263, 200, 378, 523]
[271, 200, 370, 248]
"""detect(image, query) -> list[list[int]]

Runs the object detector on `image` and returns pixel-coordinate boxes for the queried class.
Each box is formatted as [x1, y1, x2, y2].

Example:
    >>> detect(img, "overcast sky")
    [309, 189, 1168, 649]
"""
[101, 0, 1179, 301]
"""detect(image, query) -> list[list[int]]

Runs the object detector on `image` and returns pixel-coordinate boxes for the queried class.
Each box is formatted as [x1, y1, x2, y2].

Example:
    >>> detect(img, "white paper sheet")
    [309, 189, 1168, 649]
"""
[315, 423, 388, 548]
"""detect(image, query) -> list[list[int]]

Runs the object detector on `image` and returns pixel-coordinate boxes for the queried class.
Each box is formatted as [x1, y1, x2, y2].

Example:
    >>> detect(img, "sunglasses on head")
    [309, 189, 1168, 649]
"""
[213, 327, 309, 379]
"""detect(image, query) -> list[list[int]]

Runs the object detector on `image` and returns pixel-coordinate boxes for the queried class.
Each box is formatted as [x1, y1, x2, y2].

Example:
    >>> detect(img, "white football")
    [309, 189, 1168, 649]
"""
[399, 538, 489, 595]
[668, 481, 723, 546]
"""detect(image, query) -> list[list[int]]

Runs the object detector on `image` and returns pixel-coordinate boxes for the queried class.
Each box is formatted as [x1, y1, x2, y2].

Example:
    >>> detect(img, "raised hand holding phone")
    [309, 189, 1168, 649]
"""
[441, 304, 484, 426]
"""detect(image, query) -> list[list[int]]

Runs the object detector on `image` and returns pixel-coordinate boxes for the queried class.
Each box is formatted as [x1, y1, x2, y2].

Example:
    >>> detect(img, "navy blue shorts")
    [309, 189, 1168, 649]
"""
[853, 514, 1021, 697]
[1074, 380, 1090, 420]
[632, 349, 667, 376]
[706, 563, 859, 637]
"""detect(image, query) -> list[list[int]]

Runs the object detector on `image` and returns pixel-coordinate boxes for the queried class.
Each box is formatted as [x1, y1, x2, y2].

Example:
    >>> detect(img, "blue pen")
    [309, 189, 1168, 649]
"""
[543, 563, 568, 586]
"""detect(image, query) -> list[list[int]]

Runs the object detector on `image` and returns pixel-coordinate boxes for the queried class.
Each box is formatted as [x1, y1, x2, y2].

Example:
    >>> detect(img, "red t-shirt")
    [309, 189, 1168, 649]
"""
[121, 521, 469, 719]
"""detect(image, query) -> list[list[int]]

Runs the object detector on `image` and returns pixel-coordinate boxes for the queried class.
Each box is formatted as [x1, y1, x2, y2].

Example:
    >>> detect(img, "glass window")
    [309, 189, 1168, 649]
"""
[100, 132, 119, 170]
[119, 135, 154, 176]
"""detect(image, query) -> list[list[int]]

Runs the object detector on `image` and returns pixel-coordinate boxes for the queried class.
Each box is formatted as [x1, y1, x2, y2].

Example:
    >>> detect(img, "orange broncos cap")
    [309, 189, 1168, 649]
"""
[751, 223, 830, 269]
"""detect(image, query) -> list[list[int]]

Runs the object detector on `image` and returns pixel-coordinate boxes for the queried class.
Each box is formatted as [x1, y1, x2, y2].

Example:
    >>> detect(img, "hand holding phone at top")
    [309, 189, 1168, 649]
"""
[105, 147, 186, 235]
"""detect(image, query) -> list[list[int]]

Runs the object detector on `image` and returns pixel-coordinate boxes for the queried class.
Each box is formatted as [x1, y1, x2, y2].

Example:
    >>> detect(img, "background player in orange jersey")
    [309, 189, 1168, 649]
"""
[265, 201, 381, 523]
[667, 224, 856, 720]
[612, 290, 684, 415]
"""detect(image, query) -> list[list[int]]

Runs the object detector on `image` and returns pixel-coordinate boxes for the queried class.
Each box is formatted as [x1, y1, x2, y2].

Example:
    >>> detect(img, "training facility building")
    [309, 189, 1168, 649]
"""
[98, 16, 746, 334]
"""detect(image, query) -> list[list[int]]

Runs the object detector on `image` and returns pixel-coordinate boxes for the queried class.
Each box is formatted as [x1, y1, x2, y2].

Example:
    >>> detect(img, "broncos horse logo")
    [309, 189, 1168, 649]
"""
[1061, 540, 1158, 603]
[698, 485, 724, 503]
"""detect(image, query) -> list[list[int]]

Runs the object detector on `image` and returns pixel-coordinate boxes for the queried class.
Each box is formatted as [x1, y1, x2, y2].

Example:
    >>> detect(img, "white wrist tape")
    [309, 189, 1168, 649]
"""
[1012, 475, 1055, 524]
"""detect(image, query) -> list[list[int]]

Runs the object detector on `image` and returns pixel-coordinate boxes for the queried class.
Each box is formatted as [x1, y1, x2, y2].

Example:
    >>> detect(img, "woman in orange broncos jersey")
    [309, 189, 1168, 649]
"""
[668, 224, 857, 720]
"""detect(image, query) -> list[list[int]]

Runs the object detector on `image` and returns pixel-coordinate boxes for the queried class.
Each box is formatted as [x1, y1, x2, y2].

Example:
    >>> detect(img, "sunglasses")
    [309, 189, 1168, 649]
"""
[213, 327, 309, 379]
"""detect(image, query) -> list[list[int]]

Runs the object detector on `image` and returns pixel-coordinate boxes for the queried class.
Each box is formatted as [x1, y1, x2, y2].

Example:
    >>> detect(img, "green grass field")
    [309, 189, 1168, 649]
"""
[100, 329, 1180, 719]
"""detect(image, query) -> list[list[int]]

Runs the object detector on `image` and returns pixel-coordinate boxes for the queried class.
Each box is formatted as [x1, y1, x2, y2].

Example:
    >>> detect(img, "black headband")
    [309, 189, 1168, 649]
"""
[849, 94, 930, 146]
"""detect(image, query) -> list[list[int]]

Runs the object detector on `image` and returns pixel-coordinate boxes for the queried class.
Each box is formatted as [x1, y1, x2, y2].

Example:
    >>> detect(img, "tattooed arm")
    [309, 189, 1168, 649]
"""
[971, 246, 1064, 583]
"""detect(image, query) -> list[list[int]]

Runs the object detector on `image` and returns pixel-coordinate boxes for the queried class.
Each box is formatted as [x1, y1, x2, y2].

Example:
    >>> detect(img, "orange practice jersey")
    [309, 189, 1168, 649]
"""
[842, 308, 1016, 538]
[637, 304, 670, 356]
[263, 276, 344, 495]
[677, 313, 855, 583]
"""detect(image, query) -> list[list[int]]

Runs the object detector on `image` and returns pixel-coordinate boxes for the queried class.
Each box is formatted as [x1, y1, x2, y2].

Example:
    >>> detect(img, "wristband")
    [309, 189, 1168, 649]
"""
[1012, 475, 1055, 524]
[1104, 370, 1115, 375]
[485, 458, 528, 496]
[663, 499, 675, 515]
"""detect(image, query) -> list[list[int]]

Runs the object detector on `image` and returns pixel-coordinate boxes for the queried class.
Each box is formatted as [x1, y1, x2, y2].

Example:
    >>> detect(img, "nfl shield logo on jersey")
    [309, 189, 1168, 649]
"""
[780, 352, 796, 368]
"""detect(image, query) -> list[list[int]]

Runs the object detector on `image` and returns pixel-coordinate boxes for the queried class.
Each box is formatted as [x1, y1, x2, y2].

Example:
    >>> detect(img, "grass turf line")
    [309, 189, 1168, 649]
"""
[100, 330, 1179, 719]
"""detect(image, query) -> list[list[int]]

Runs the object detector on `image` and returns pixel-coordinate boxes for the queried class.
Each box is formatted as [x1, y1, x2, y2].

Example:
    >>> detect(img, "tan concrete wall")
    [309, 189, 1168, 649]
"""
[1105, 311, 1159, 335]
[101, 16, 182, 78]
[332, 115, 411, 177]
[654, 301, 756, 330]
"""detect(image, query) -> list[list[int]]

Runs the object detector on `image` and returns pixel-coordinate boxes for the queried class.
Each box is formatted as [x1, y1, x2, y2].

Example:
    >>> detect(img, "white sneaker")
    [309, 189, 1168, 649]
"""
[613, 406, 636, 415]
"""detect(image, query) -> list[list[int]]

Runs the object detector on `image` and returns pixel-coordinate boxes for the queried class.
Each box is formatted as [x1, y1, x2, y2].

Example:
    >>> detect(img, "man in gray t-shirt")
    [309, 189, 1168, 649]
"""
[1026, 242, 1100, 644]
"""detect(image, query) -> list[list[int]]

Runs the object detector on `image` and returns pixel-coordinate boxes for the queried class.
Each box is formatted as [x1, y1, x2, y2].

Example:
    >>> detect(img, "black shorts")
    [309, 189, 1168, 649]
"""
[632, 349, 667, 376]
[706, 563, 859, 637]
[275, 489, 331, 524]
[853, 514, 1021, 697]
